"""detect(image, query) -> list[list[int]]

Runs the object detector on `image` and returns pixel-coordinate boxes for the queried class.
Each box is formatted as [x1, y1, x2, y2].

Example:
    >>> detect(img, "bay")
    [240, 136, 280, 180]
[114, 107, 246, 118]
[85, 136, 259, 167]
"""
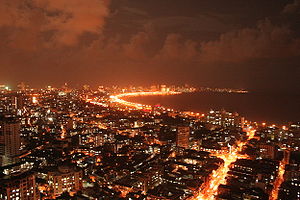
[124, 92, 300, 125]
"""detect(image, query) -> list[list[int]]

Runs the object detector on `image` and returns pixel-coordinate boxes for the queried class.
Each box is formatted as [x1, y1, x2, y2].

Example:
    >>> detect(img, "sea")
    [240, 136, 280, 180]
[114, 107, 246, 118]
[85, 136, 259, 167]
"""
[124, 91, 300, 125]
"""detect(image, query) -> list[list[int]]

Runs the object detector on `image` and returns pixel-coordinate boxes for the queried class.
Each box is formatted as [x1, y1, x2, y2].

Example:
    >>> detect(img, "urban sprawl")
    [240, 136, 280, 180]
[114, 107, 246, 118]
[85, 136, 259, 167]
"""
[0, 83, 299, 200]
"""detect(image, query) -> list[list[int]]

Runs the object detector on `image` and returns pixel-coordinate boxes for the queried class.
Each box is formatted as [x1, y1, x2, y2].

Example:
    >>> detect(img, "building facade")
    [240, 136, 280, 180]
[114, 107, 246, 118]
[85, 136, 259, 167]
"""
[47, 165, 83, 197]
[0, 118, 21, 166]
[0, 171, 39, 200]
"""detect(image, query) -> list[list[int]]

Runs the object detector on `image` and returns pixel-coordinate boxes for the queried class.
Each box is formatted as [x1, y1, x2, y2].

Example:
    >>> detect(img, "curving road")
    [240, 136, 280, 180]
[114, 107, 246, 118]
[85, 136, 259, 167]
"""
[109, 91, 181, 110]
[192, 129, 256, 200]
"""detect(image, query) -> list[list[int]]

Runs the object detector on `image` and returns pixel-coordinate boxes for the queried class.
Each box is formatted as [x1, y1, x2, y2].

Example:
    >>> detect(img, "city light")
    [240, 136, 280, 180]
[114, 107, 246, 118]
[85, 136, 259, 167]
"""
[192, 129, 256, 200]
[0, 0, 299, 198]
[0, 84, 297, 200]
[32, 96, 38, 104]
[109, 91, 181, 110]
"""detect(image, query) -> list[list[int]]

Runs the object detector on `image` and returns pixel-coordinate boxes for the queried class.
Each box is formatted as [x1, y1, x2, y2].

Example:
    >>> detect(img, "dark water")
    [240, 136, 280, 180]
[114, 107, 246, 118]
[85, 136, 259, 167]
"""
[125, 92, 300, 125]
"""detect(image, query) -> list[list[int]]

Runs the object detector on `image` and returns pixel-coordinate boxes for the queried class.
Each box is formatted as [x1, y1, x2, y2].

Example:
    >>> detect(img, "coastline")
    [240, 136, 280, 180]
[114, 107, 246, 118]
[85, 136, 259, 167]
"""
[122, 91, 300, 125]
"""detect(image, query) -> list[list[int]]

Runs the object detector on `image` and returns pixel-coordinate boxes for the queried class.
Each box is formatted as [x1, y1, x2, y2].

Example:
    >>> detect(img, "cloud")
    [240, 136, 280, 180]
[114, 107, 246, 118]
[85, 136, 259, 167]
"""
[154, 34, 199, 62]
[0, 0, 31, 28]
[0, 0, 110, 47]
[282, 0, 300, 14]
[2, 0, 298, 62]
[0, 0, 299, 90]
[107, 17, 300, 64]
[85, 17, 300, 66]
[34, 0, 110, 46]
[121, 6, 148, 17]
[130, 19, 300, 64]
[198, 19, 300, 63]
[122, 32, 151, 60]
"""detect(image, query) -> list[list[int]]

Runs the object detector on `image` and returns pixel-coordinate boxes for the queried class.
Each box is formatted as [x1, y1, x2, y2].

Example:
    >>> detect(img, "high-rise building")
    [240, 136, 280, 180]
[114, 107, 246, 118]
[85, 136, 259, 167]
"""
[176, 126, 190, 148]
[13, 94, 25, 113]
[0, 171, 39, 200]
[0, 117, 21, 166]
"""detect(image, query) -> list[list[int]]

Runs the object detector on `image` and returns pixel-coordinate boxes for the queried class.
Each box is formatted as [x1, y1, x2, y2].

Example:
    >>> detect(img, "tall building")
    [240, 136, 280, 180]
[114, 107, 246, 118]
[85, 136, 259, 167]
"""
[0, 171, 39, 200]
[12, 94, 25, 114]
[176, 126, 190, 148]
[0, 117, 21, 166]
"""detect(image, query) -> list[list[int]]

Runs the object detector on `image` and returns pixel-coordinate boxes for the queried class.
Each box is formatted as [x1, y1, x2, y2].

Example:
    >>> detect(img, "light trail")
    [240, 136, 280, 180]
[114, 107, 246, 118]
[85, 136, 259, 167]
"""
[269, 160, 286, 200]
[191, 129, 256, 200]
[109, 91, 181, 110]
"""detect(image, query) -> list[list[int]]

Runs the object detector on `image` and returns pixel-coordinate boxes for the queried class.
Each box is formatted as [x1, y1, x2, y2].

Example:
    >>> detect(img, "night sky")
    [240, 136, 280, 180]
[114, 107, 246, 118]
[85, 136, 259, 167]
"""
[0, 0, 299, 92]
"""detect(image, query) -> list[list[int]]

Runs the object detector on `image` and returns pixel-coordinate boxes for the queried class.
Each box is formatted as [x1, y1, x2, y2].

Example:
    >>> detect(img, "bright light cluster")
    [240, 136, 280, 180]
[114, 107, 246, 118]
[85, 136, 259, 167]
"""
[192, 128, 256, 200]
[109, 91, 181, 110]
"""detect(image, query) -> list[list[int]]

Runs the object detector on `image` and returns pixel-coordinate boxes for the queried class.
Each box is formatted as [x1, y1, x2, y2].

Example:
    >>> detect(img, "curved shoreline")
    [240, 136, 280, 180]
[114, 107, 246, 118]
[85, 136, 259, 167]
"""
[109, 91, 182, 110]
[107, 90, 296, 127]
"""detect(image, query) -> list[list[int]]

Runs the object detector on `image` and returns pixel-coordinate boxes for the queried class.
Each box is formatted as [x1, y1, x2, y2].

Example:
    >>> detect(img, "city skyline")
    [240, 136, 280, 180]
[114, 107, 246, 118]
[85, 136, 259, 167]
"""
[0, 0, 299, 93]
[1, 85, 299, 199]
[0, 1, 300, 200]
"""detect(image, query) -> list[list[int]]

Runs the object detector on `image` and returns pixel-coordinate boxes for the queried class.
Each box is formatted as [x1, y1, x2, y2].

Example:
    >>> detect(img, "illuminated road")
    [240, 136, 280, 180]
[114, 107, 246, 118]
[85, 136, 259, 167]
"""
[269, 160, 286, 200]
[191, 129, 256, 200]
[109, 91, 181, 110]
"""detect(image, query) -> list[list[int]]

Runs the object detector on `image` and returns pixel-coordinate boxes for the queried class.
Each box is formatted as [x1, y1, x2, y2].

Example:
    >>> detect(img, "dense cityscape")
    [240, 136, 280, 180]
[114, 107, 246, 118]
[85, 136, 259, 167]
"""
[1, 0, 300, 199]
[0, 83, 299, 200]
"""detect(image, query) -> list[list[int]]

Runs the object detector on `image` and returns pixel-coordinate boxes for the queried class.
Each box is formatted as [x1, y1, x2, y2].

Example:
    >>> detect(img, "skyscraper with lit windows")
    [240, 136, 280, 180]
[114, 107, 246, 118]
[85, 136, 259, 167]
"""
[0, 117, 21, 166]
